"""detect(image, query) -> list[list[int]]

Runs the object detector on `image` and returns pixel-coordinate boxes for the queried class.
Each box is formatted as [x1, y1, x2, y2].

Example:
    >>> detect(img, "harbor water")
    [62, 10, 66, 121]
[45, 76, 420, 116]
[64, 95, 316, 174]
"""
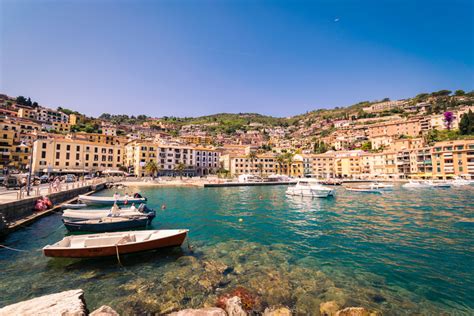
[0, 185, 473, 314]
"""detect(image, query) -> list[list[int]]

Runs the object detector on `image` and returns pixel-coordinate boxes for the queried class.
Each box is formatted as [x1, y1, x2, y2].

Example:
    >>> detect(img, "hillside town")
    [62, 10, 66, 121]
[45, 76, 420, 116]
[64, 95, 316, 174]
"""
[1, 90, 474, 182]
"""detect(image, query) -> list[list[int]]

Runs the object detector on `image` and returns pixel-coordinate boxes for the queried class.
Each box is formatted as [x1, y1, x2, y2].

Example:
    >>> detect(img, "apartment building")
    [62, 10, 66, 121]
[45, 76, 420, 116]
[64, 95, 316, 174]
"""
[223, 153, 277, 177]
[431, 140, 474, 179]
[367, 119, 421, 138]
[311, 153, 335, 178]
[18, 106, 69, 123]
[32, 138, 124, 175]
[362, 100, 406, 113]
[334, 151, 363, 178]
[194, 147, 220, 175]
[124, 140, 156, 176]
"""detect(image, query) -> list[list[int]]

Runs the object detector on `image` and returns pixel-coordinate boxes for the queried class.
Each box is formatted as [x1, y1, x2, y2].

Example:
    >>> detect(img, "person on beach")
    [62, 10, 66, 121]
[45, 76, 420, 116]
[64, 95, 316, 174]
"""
[113, 192, 120, 201]
[109, 203, 120, 216]
[124, 192, 129, 205]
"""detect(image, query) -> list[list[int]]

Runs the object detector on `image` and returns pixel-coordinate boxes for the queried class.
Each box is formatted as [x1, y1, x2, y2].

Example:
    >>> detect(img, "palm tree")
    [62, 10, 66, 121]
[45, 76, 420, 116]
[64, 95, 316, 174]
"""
[256, 163, 264, 180]
[175, 162, 186, 180]
[276, 154, 286, 175]
[247, 151, 257, 174]
[145, 160, 159, 178]
[284, 152, 294, 176]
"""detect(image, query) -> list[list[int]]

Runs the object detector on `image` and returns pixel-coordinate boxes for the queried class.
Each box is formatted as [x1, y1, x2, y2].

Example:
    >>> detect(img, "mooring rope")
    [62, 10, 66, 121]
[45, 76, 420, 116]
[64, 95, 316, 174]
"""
[0, 244, 30, 252]
[115, 244, 123, 267]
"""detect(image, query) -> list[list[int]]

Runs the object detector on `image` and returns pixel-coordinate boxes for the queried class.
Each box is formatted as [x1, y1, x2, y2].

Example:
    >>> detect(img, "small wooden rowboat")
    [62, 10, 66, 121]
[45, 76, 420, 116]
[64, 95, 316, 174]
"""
[345, 187, 382, 193]
[43, 229, 188, 258]
[78, 195, 147, 206]
[63, 215, 152, 232]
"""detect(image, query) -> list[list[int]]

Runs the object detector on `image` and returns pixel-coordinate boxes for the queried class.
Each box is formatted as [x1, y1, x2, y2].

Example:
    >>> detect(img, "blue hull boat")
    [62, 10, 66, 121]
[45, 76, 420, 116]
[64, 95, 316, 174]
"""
[63, 215, 152, 233]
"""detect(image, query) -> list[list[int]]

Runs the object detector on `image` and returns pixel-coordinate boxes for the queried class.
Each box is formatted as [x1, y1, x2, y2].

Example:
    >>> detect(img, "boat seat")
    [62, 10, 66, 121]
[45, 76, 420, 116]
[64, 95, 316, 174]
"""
[84, 236, 126, 247]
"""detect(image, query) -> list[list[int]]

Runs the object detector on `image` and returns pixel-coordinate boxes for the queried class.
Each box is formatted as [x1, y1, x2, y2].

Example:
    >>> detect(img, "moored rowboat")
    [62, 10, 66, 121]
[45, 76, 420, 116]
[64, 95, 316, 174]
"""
[61, 203, 88, 209]
[43, 229, 188, 258]
[62, 204, 155, 222]
[63, 215, 152, 232]
[78, 195, 147, 206]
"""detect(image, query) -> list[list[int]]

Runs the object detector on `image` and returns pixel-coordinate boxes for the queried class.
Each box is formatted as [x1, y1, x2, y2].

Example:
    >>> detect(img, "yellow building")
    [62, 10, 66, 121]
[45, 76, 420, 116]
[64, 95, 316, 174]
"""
[124, 140, 157, 176]
[224, 153, 278, 177]
[182, 135, 213, 145]
[52, 121, 71, 133]
[32, 138, 124, 175]
[334, 151, 363, 178]
[69, 114, 78, 125]
[311, 153, 335, 178]
[431, 140, 474, 179]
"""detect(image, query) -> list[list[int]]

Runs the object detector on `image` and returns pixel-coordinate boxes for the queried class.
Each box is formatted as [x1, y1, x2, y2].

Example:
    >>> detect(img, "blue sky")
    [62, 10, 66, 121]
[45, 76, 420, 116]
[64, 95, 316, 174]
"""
[1, 0, 473, 117]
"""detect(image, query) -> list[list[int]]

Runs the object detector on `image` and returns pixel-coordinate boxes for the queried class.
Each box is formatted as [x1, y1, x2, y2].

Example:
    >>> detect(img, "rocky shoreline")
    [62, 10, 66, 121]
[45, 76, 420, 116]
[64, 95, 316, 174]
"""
[0, 289, 378, 316]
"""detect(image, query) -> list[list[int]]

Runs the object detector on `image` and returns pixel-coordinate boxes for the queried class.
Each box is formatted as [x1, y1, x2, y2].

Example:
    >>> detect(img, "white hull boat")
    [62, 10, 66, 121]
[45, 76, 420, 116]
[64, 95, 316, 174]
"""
[63, 204, 154, 222]
[427, 181, 452, 188]
[286, 179, 334, 198]
[79, 194, 147, 205]
[403, 181, 430, 189]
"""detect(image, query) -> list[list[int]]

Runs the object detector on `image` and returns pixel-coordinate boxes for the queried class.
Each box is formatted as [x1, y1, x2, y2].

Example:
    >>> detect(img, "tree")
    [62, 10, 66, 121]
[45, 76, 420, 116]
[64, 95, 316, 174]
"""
[145, 160, 159, 178]
[276, 154, 286, 175]
[443, 111, 455, 130]
[284, 152, 294, 176]
[455, 90, 466, 96]
[361, 141, 372, 151]
[174, 163, 187, 179]
[431, 90, 452, 97]
[247, 151, 257, 173]
[459, 110, 474, 135]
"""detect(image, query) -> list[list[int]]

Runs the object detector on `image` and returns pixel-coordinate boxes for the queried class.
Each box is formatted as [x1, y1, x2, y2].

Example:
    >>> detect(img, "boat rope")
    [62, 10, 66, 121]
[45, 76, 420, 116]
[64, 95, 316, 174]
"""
[0, 244, 30, 252]
[186, 237, 193, 252]
[115, 244, 123, 267]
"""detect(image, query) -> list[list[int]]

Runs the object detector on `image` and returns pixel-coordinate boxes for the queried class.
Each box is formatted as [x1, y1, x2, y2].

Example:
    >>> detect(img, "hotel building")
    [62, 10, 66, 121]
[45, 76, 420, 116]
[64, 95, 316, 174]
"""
[431, 140, 474, 179]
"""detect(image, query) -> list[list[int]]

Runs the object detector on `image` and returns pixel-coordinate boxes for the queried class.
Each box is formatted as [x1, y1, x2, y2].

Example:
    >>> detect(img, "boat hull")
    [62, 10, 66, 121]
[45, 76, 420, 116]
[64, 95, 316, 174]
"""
[63, 217, 151, 232]
[63, 210, 155, 222]
[43, 231, 188, 258]
[78, 195, 147, 206]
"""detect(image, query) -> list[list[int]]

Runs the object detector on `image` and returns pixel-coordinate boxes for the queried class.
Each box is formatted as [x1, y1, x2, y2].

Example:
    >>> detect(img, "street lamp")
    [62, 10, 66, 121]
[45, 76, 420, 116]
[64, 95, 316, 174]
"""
[19, 139, 37, 196]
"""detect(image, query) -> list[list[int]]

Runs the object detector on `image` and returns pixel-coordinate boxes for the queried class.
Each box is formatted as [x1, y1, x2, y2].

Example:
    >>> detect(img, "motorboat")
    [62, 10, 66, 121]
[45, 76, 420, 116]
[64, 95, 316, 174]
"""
[320, 179, 342, 186]
[78, 194, 147, 206]
[451, 177, 471, 186]
[238, 174, 262, 183]
[62, 204, 155, 222]
[346, 182, 392, 193]
[43, 229, 189, 258]
[402, 180, 431, 189]
[426, 180, 452, 188]
[61, 203, 88, 209]
[286, 179, 334, 198]
[63, 215, 152, 232]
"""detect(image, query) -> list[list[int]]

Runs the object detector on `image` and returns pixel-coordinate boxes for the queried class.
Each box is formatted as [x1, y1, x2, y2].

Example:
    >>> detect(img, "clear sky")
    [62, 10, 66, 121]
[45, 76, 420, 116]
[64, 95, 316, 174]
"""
[1, 0, 473, 118]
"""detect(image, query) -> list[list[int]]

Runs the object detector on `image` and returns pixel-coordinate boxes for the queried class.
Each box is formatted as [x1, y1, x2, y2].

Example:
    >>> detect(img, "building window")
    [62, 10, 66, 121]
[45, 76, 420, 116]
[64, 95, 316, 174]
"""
[41, 151, 46, 158]
[42, 143, 47, 149]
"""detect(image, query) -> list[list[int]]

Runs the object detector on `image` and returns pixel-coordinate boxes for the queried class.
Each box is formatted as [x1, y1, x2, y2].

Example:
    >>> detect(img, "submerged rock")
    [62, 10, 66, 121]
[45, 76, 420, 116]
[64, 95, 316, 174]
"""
[225, 296, 247, 316]
[320, 301, 340, 316]
[335, 307, 370, 316]
[168, 307, 227, 316]
[262, 306, 292, 316]
[0, 289, 86, 316]
[90, 305, 119, 316]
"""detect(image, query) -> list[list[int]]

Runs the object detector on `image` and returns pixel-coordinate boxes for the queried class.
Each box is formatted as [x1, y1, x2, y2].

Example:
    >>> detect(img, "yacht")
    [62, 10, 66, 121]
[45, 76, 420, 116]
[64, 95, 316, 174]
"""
[451, 177, 471, 186]
[286, 179, 334, 198]
[426, 180, 452, 188]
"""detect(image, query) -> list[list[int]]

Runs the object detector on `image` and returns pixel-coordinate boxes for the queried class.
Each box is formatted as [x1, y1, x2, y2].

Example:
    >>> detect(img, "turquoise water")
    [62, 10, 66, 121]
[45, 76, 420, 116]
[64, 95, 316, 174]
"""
[1, 184, 473, 314]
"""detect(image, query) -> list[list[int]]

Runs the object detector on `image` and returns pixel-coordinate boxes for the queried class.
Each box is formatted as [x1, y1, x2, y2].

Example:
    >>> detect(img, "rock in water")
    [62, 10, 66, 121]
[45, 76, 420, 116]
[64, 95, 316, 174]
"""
[168, 307, 227, 316]
[320, 301, 340, 316]
[0, 289, 86, 316]
[90, 305, 119, 316]
[225, 296, 247, 316]
[335, 307, 370, 316]
[263, 306, 292, 316]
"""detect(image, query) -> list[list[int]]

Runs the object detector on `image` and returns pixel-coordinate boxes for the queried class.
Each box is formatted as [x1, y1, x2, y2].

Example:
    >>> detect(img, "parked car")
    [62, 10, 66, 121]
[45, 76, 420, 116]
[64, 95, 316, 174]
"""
[3, 175, 25, 190]
[40, 175, 49, 183]
[63, 174, 76, 183]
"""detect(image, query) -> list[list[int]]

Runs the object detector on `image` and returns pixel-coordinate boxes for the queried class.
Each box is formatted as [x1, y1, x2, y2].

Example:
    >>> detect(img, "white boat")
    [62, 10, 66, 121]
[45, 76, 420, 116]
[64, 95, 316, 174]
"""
[238, 174, 262, 183]
[78, 194, 147, 206]
[61, 203, 88, 209]
[451, 177, 471, 186]
[403, 180, 431, 189]
[346, 182, 392, 193]
[43, 229, 188, 258]
[426, 180, 452, 188]
[286, 179, 334, 198]
[62, 204, 154, 221]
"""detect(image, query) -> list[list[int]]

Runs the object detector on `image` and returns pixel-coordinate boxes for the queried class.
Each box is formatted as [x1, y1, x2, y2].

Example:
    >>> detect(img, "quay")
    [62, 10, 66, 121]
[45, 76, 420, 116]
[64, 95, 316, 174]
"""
[0, 180, 107, 238]
[204, 181, 296, 187]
